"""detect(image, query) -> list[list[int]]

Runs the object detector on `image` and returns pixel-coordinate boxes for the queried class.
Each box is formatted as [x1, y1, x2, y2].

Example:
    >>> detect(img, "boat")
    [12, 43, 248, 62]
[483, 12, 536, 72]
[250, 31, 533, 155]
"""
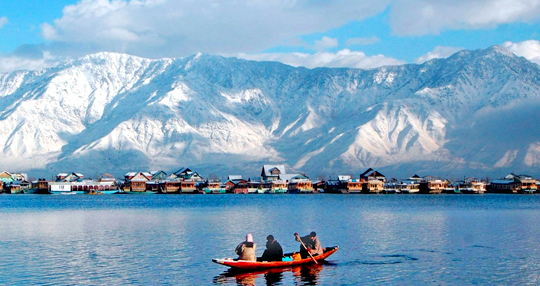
[212, 246, 338, 270]
[99, 189, 120, 194]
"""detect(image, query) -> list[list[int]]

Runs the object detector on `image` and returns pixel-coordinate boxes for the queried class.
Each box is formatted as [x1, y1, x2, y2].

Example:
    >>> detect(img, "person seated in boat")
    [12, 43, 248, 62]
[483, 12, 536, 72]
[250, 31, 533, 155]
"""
[261, 234, 283, 261]
[295, 231, 324, 258]
[235, 233, 257, 261]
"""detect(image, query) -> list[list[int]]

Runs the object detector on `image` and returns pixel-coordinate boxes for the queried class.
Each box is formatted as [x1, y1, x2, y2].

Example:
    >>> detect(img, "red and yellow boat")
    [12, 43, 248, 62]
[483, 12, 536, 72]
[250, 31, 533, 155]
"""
[212, 246, 339, 270]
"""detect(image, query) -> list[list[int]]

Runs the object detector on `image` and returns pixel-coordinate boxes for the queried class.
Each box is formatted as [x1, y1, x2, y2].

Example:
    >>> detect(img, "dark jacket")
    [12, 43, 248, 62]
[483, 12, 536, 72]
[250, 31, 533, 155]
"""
[296, 235, 324, 257]
[261, 239, 283, 261]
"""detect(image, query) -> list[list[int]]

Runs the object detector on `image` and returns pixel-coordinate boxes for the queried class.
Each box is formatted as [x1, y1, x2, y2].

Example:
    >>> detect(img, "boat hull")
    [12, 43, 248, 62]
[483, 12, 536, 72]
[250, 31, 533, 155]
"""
[99, 190, 120, 194]
[212, 246, 338, 270]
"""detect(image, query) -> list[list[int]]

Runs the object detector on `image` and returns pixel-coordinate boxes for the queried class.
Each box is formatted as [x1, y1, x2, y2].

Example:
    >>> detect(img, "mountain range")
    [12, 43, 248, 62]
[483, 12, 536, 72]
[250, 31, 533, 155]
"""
[1, 45, 539, 180]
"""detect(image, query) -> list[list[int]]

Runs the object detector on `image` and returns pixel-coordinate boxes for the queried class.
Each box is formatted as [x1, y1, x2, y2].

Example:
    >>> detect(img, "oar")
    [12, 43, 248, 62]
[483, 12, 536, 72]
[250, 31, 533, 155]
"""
[295, 233, 318, 264]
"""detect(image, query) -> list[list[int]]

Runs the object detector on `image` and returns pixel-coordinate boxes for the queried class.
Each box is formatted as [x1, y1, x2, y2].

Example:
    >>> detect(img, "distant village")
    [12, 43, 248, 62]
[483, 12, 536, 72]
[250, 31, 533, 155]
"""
[0, 165, 538, 195]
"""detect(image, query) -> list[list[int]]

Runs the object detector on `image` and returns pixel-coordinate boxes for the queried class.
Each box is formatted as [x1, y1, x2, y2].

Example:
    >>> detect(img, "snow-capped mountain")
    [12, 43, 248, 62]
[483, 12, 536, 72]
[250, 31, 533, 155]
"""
[1, 46, 540, 179]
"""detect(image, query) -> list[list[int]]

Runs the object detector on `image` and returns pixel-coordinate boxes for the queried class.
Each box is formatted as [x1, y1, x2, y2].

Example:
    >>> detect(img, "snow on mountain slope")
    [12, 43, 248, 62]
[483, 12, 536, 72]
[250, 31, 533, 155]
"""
[1, 46, 540, 179]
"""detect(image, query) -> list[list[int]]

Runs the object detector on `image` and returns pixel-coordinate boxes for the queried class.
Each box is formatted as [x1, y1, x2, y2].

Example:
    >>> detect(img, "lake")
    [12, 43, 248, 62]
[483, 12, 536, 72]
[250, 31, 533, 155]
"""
[1, 194, 540, 285]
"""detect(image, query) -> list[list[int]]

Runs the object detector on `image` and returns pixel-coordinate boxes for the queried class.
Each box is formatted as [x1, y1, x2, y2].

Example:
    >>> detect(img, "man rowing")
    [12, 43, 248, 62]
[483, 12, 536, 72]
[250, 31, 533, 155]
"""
[294, 231, 324, 259]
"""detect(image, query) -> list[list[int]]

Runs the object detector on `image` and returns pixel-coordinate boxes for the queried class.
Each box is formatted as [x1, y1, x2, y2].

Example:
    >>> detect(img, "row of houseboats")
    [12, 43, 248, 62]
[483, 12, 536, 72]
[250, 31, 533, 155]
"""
[0, 165, 539, 195]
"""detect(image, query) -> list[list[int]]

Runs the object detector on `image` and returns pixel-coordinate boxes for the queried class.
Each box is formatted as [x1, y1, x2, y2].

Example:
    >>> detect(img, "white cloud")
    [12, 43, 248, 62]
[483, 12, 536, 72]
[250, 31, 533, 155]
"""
[415, 46, 464, 63]
[502, 40, 540, 65]
[237, 49, 405, 69]
[0, 52, 58, 73]
[40, 0, 390, 58]
[346, 36, 381, 46]
[314, 37, 339, 52]
[390, 0, 540, 35]
[0, 17, 8, 29]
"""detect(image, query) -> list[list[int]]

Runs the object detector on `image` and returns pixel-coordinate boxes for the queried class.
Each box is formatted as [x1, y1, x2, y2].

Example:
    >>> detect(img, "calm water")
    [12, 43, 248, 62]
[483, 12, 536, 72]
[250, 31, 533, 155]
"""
[2, 194, 540, 285]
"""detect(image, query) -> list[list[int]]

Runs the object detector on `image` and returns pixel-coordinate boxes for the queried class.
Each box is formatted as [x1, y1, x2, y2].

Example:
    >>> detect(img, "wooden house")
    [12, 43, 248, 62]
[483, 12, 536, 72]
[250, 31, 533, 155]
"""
[0, 171, 14, 186]
[232, 179, 249, 194]
[56, 172, 84, 182]
[362, 180, 384, 194]
[124, 172, 152, 192]
[456, 178, 486, 194]
[6, 181, 23, 194]
[261, 165, 287, 182]
[225, 175, 243, 193]
[396, 180, 420, 194]
[332, 175, 362, 194]
[515, 175, 538, 194]
[145, 181, 161, 192]
[383, 178, 399, 194]
[180, 180, 198, 193]
[489, 174, 538, 193]
[33, 178, 51, 194]
[283, 174, 314, 193]
[360, 168, 387, 183]
[151, 171, 168, 181]
[419, 176, 447, 194]
[159, 179, 181, 193]
[173, 168, 204, 182]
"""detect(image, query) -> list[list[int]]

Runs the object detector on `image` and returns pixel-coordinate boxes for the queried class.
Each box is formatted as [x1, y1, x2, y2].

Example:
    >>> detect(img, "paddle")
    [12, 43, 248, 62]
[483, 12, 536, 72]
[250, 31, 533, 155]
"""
[295, 233, 318, 264]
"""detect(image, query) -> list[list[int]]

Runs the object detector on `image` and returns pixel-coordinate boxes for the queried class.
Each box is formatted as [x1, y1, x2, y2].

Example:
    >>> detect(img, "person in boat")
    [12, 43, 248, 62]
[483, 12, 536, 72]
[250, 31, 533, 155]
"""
[295, 231, 324, 258]
[235, 233, 257, 261]
[261, 234, 283, 261]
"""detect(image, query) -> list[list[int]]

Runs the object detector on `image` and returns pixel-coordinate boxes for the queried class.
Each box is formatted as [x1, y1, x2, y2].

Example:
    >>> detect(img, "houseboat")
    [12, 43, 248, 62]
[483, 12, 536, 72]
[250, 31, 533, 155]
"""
[322, 179, 341, 193]
[285, 174, 314, 194]
[488, 174, 538, 193]
[456, 179, 486, 194]
[247, 181, 264, 194]
[339, 176, 363, 194]
[200, 181, 226, 194]
[360, 168, 386, 194]
[362, 180, 384, 194]
[263, 180, 288, 194]
[419, 177, 447, 194]
[159, 180, 181, 193]
[396, 180, 420, 194]
[383, 181, 398, 194]
[124, 172, 155, 194]
[231, 180, 249, 194]
[180, 181, 198, 193]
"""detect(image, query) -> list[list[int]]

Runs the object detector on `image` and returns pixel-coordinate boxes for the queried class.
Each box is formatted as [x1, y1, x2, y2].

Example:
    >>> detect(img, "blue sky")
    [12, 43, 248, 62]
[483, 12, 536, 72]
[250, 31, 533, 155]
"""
[1, 0, 540, 72]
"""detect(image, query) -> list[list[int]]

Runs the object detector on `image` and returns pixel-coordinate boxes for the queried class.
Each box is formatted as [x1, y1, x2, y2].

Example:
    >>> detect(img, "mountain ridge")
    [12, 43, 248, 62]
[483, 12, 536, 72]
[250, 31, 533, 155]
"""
[1, 46, 539, 179]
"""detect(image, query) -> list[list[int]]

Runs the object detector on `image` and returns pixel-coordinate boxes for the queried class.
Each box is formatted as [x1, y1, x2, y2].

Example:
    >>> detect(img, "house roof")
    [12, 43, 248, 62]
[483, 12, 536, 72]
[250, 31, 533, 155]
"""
[338, 175, 351, 181]
[262, 165, 287, 177]
[173, 168, 191, 175]
[360, 168, 385, 178]
[491, 180, 515, 184]
[360, 168, 373, 178]
[281, 173, 309, 181]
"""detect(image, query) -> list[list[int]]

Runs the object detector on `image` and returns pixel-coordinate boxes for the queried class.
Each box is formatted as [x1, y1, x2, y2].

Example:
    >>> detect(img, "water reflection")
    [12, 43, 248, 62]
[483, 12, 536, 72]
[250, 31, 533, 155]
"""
[213, 263, 325, 286]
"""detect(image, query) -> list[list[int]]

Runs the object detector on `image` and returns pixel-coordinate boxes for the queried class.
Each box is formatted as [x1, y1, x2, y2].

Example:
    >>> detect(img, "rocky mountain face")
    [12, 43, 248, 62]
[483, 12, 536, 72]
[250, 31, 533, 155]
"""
[1, 46, 539, 180]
